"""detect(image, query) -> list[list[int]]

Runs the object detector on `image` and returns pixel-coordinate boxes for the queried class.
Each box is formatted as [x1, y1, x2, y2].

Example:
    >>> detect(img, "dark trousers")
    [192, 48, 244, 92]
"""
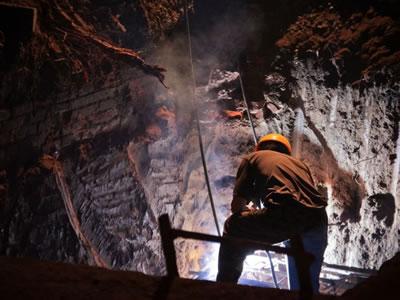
[216, 205, 327, 291]
[285, 223, 328, 293]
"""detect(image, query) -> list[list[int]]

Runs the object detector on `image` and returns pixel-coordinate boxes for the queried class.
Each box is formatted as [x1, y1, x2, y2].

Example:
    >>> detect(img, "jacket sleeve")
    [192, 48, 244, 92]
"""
[231, 158, 256, 213]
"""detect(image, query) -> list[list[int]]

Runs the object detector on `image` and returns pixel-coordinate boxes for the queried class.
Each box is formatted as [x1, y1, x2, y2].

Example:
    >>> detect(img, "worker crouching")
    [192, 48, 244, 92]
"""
[216, 133, 328, 294]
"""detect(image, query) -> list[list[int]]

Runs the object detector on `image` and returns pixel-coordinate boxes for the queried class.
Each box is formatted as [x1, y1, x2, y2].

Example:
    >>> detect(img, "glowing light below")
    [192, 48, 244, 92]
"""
[195, 243, 219, 281]
[198, 246, 288, 289]
[244, 253, 271, 270]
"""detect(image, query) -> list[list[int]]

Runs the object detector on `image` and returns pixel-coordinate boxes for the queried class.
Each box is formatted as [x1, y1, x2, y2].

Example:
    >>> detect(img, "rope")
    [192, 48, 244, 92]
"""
[267, 250, 280, 289]
[184, 0, 221, 237]
[238, 64, 280, 289]
[238, 69, 258, 144]
[184, 1, 279, 288]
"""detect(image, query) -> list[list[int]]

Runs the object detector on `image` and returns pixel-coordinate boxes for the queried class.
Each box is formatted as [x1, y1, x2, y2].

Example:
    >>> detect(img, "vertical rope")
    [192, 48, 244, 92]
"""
[238, 69, 258, 144]
[184, 0, 221, 237]
[184, 1, 279, 288]
[239, 64, 280, 289]
[267, 249, 280, 289]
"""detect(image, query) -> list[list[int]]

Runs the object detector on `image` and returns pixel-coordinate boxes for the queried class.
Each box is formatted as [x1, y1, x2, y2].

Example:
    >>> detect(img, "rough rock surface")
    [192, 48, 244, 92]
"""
[291, 61, 400, 268]
[0, 0, 399, 294]
[0, 71, 168, 274]
[152, 61, 399, 278]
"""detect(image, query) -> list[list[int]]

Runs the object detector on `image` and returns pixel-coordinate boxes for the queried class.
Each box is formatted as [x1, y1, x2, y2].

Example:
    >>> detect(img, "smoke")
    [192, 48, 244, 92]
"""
[147, 1, 263, 132]
[140, 2, 264, 280]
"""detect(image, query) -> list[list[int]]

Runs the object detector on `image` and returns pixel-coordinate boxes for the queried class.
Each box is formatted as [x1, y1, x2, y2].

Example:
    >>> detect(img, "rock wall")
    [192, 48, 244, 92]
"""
[1, 0, 399, 286]
[2, 59, 398, 278]
[0, 70, 168, 274]
[292, 60, 400, 268]
[155, 61, 400, 279]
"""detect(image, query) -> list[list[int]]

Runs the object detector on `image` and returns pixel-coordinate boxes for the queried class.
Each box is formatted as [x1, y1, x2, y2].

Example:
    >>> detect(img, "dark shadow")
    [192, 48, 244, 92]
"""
[153, 276, 174, 300]
[215, 175, 236, 189]
[368, 193, 396, 227]
[0, 4, 35, 69]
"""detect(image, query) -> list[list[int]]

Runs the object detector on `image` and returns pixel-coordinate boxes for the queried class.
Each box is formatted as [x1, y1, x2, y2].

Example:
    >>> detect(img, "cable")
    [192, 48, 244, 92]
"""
[238, 69, 258, 144]
[267, 250, 279, 289]
[239, 64, 280, 289]
[184, 0, 221, 237]
[184, 1, 279, 288]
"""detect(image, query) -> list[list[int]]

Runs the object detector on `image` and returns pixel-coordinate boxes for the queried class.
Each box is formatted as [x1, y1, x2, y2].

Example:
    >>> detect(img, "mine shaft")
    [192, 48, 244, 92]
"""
[0, 0, 399, 299]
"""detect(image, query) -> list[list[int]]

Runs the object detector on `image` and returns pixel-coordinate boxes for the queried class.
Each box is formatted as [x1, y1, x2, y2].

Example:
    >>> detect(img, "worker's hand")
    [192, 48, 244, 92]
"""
[231, 197, 258, 214]
[246, 201, 258, 211]
[237, 202, 258, 216]
[240, 210, 252, 217]
[317, 182, 328, 203]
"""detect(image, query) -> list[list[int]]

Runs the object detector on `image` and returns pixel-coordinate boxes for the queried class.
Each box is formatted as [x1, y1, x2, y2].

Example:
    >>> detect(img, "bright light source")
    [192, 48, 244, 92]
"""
[244, 253, 270, 269]
[193, 243, 219, 281]
[194, 245, 288, 289]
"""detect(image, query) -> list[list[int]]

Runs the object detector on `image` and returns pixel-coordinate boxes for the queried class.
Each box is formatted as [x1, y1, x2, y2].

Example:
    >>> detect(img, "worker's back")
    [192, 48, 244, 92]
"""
[235, 150, 327, 209]
[218, 135, 328, 291]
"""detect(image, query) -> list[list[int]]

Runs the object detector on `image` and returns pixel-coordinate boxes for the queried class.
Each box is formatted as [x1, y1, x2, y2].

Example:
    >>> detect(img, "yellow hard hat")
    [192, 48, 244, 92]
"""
[257, 133, 292, 154]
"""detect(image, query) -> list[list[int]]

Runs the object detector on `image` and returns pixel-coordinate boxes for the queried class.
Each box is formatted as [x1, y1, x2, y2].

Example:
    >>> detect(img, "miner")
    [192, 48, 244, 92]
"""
[216, 133, 328, 293]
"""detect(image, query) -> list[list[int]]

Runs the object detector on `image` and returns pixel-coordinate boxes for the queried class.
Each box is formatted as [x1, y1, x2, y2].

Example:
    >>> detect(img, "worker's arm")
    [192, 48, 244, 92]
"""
[231, 158, 256, 214]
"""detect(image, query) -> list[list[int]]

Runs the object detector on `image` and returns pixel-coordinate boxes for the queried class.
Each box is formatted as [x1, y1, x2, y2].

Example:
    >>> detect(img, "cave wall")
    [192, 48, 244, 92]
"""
[163, 62, 399, 280]
[1, 0, 399, 285]
[292, 61, 399, 268]
[162, 0, 400, 277]
[0, 0, 189, 274]
[0, 69, 169, 274]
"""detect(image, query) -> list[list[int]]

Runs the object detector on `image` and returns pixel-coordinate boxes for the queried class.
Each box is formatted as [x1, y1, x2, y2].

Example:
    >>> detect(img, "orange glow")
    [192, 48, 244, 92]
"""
[222, 110, 243, 119]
